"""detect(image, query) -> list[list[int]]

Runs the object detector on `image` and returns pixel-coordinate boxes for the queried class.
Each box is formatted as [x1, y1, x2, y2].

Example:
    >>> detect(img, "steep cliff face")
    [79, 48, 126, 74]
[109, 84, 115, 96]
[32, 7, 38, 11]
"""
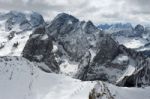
[22, 26, 59, 73]
[75, 51, 91, 80]
[75, 36, 122, 82]
[115, 45, 150, 87]
[116, 58, 150, 87]
[46, 13, 102, 62]
[76, 39, 150, 87]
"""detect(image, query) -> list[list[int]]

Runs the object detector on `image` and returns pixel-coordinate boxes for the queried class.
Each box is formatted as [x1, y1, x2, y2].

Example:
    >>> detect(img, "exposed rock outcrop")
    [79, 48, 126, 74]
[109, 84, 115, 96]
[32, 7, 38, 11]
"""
[22, 26, 59, 73]
[89, 82, 114, 99]
[45, 13, 150, 87]
[46, 13, 103, 63]
[76, 37, 150, 87]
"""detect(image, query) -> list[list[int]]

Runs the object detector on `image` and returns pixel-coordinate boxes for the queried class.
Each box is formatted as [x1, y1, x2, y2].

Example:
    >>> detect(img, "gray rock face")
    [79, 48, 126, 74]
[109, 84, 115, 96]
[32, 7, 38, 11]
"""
[47, 13, 79, 37]
[134, 24, 145, 35]
[75, 51, 91, 80]
[93, 36, 119, 64]
[4, 11, 29, 31]
[46, 13, 103, 62]
[45, 13, 150, 87]
[22, 26, 59, 73]
[30, 12, 45, 27]
[76, 36, 122, 82]
[116, 46, 150, 87]
[76, 37, 150, 87]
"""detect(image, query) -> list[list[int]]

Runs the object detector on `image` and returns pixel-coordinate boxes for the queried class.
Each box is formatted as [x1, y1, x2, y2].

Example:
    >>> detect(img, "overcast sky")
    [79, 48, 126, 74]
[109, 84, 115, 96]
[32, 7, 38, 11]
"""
[0, 0, 150, 25]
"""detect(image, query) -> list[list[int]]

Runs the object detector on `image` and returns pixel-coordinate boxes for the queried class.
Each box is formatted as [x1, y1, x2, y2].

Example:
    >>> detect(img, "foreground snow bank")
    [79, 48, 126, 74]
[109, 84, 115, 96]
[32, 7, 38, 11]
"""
[0, 56, 95, 99]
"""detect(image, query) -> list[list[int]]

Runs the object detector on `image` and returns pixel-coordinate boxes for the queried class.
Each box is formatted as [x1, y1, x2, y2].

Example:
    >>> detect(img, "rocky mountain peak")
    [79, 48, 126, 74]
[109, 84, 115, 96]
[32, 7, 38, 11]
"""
[86, 21, 95, 27]
[0, 11, 45, 32]
[83, 20, 97, 34]
[30, 12, 45, 27]
[134, 24, 145, 33]
[53, 13, 79, 24]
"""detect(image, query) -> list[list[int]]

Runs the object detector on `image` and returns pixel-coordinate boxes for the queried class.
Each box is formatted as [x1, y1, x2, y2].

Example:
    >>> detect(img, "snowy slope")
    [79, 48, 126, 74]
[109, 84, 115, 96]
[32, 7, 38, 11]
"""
[113, 36, 148, 49]
[0, 30, 32, 56]
[2, 56, 150, 99]
[0, 56, 95, 99]
[1, 56, 150, 99]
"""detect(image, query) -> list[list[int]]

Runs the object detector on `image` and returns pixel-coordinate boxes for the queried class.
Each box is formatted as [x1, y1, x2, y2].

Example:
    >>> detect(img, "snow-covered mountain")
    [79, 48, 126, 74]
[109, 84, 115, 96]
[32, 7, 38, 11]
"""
[97, 23, 133, 33]
[98, 23, 133, 31]
[0, 11, 45, 56]
[27, 13, 150, 87]
[0, 11, 45, 31]
[0, 56, 95, 99]
[1, 11, 150, 99]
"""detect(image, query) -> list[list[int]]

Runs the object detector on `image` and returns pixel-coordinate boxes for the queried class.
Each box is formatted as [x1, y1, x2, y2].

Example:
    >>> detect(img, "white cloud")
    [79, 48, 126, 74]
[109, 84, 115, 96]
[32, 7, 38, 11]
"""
[0, 0, 150, 25]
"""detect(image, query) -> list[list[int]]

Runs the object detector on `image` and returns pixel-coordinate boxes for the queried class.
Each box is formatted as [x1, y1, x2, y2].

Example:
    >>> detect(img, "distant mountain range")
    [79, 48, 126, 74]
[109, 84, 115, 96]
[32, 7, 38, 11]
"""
[97, 23, 133, 30]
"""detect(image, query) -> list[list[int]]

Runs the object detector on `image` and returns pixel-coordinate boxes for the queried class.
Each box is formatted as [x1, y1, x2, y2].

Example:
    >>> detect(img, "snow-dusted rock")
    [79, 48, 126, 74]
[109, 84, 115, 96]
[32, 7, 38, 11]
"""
[46, 13, 102, 62]
[29, 12, 45, 27]
[44, 13, 104, 76]
[0, 56, 95, 99]
[134, 24, 145, 36]
[45, 13, 150, 87]
[22, 26, 59, 73]
[76, 41, 150, 87]
[0, 11, 46, 56]
[89, 81, 150, 99]
[75, 51, 91, 80]
[0, 11, 45, 32]
[2, 11, 30, 31]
